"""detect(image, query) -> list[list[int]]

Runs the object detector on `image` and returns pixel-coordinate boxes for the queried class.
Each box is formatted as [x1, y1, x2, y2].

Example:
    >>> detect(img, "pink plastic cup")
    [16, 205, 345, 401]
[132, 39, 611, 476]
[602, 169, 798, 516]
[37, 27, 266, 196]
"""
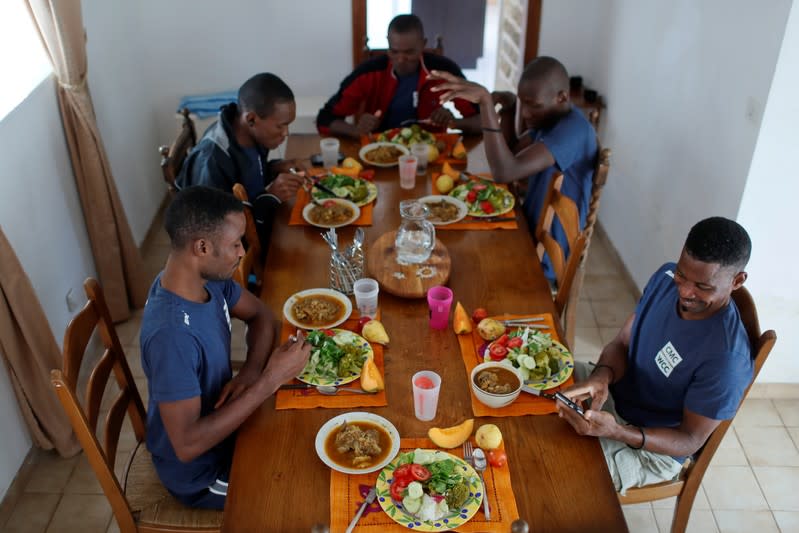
[427, 286, 453, 330]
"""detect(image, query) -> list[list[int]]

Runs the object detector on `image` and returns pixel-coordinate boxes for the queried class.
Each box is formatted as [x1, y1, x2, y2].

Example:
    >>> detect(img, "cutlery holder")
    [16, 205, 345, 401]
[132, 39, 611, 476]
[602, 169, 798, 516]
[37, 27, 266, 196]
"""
[329, 250, 363, 295]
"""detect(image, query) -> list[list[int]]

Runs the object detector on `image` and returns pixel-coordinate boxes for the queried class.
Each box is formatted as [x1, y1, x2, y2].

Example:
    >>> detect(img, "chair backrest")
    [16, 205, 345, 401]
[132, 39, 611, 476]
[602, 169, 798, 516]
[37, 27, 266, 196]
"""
[361, 35, 444, 62]
[159, 108, 197, 193]
[51, 278, 148, 532]
[534, 173, 587, 316]
[560, 146, 611, 349]
[231, 184, 263, 296]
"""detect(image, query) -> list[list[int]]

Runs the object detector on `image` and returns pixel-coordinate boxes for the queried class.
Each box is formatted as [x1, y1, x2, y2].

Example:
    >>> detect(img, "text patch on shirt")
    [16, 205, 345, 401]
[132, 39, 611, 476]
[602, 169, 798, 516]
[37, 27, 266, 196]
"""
[655, 341, 683, 377]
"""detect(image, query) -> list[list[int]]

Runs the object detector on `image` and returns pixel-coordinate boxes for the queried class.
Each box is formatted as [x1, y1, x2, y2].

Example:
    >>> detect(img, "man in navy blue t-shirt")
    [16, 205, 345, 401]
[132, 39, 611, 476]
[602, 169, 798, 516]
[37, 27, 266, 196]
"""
[140, 186, 311, 509]
[430, 57, 597, 282]
[556, 217, 753, 493]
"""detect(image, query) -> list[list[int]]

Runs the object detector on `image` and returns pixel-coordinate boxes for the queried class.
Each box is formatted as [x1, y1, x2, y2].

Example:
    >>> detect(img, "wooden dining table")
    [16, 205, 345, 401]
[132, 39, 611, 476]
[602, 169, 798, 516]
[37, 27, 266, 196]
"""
[222, 135, 628, 532]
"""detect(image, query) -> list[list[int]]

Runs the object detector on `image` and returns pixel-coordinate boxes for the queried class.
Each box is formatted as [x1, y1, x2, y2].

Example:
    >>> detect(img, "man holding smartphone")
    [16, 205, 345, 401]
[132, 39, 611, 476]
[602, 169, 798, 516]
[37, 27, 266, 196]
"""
[140, 186, 311, 509]
[557, 217, 753, 494]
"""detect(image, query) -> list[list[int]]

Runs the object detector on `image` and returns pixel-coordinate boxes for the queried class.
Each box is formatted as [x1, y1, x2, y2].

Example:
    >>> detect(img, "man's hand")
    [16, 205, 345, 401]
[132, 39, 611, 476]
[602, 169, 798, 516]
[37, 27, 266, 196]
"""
[267, 172, 304, 203]
[428, 107, 455, 128]
[491, 91, 517, 114]
[560, 372, 611, 412]
[214, 365, 260, 408]
[271, 158, 308, 174]
[557, 402, 619, 438]
[262, 330, 312, 385]
[429, 70, 491, 105]
[354, 110, 382, 136]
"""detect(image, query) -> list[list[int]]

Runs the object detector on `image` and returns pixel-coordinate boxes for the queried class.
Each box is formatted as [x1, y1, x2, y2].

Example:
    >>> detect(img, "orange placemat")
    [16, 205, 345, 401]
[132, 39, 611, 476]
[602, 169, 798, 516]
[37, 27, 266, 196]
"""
[330, 437, 519, 532]
[361, 132, 467, 166]
[274, 314, 387, 409]
[431, 173, 519, 231]
[458, 314, 574, 417]
[288, 186, 374, 226]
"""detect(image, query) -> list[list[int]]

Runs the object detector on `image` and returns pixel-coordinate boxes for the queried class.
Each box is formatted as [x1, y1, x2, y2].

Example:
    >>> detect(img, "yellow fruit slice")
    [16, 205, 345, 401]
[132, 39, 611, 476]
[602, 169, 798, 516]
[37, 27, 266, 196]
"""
[428, 419, 475, 449]
[442, 161, 460, 179]
[360, 358, 384, 392]
[453, 302, 472, 334]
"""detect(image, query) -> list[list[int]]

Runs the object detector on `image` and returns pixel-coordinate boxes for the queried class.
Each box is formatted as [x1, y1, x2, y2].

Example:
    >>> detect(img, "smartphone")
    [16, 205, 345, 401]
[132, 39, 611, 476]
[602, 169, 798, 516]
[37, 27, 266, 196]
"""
[553, 391, 585, 416]
[310, 152, 346, 167]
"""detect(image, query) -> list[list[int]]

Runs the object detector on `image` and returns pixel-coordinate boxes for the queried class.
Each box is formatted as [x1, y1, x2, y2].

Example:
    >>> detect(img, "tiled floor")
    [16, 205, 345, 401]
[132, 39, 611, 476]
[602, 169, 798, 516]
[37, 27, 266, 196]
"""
[0, 227, 796, 532]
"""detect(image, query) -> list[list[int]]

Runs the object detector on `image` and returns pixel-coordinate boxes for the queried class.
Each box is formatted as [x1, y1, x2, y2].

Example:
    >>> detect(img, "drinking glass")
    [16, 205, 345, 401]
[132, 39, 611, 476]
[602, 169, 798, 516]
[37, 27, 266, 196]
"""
[320, 138, 340, 169]
[412, 370, 442, 421]
[411, 143, 429, 175]
[398, 154, 418, 189]
[353, 278, 379, 318]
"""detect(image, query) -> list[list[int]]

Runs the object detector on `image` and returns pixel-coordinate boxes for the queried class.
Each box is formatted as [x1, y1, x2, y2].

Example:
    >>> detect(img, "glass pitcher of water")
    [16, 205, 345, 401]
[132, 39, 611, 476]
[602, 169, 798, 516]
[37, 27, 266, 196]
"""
[395, 200, 435, 264]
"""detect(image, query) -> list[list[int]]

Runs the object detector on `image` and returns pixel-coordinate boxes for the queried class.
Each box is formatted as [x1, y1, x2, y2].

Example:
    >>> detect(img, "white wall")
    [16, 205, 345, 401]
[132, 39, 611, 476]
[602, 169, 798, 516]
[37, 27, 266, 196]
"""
[0, 77, 97, 500]
[136, 0, 353, 141]
[737, 1, 799, 383]
[539, 0, 793, 382]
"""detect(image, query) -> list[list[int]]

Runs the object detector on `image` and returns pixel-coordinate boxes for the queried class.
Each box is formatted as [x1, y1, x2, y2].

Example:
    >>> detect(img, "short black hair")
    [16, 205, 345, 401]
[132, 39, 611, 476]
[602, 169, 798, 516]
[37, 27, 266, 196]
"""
[685, 217, 751, 270]
[238, 73, 294, 119]
[165, 186, 243, 249]
[388, 14, 424, 37]
[520, 56, 569, 92]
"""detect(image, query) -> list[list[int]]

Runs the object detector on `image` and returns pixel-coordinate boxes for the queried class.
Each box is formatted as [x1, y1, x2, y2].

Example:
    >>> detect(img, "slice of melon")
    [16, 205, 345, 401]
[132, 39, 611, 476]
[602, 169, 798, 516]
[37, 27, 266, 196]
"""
[428, 418, 474, 449]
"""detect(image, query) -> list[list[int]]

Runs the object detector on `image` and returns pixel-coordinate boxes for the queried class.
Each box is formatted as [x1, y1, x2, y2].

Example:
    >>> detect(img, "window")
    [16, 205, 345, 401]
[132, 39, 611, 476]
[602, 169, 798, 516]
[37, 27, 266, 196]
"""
[0, 2, 52, 121]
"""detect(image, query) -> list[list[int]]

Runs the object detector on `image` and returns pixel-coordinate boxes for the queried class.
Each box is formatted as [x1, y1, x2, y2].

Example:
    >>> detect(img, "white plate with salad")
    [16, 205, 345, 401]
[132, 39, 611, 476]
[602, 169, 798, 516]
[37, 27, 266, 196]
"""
[449, 181, 515, 217]
[296, 329, 373, 386]
[311, 174, 378, 206]
[483, 327, 574, 390]
[375, 449, 483, 531]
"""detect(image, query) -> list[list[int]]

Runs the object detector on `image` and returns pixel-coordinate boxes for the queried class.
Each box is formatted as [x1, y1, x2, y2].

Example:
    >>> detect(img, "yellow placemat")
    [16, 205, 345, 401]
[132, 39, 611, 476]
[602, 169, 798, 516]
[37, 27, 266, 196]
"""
[330, 437, 519, 532]
[458, 313, 574, 417]
[274, 313, 387, 410]
[431, 173, 519, 230]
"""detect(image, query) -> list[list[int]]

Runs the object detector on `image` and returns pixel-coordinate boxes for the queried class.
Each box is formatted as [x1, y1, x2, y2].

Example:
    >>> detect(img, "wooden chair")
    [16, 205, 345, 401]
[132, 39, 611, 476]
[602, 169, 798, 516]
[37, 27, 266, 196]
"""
[51, 278, 222, 532]
[618, 286, 777, 533]
[159, 108, 197, 194]
[534, 173, 588, 320]
[361, 35, 443, 62]
[561, 146, 611, 348]
[231, 184, 264, 297]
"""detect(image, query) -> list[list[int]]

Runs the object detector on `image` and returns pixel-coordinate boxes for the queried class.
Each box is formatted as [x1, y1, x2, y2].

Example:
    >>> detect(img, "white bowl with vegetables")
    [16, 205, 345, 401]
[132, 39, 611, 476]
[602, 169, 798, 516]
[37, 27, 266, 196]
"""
[375, 448, 483, 530]
[470, 362, 523, 408]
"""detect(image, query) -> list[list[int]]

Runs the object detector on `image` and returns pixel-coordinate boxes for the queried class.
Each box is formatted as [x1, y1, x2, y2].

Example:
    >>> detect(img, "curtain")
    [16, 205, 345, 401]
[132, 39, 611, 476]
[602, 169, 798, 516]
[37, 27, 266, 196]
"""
[25, 0, 147, 322]
[0, 229, 80, 457]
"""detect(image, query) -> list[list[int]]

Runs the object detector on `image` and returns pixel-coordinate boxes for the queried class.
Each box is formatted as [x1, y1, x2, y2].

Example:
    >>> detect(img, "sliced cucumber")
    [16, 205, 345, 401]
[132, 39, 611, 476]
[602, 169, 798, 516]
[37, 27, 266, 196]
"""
[403, 495, 422, 514]
[407, 481, 423, 499]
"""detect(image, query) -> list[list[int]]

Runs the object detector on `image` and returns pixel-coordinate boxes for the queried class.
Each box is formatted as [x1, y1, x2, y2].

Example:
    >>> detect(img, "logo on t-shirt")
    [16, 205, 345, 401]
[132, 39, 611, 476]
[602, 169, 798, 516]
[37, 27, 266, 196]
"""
[223, 300, 231, 332]
[654, 341, 682, 377]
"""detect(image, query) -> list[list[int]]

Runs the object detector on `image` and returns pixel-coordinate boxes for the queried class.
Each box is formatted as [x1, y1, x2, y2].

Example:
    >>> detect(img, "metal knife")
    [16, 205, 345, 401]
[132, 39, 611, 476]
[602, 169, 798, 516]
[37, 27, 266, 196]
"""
[278, 383, 313, 390]
[521, 385, 585, 415]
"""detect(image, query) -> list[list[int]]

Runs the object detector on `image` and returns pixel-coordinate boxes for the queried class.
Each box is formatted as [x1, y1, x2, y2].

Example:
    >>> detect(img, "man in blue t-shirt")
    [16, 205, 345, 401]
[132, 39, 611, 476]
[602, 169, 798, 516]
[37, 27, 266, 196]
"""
[140, 186, 311, 509]
[430, 57, 597, 281]
[557, 217, 753, 493]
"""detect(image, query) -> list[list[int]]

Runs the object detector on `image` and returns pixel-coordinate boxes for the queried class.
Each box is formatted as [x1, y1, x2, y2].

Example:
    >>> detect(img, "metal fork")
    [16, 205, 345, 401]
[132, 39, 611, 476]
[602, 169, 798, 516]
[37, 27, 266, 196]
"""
[463, 440, 473, 465]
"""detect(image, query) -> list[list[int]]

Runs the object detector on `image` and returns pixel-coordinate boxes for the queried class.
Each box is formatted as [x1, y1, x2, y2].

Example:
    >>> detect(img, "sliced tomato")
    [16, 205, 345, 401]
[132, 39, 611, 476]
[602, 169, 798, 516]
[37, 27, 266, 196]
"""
[358, 169, 375, 181]
[356, 316, 372, 333]
[466, 190, 478, 203]
[410, 464, 431, 482]
[495, 334, 509, 346]
[392, 464, 413, 483]
[507, 337, 523, 349]
[472, 183, 488, 191]
[390, 479, 409, 501]
[322, 200, 338, 208]
[487, 449, 507, 468]
[489, 343, 508, 360]
[322, 329, 336, 337]
[480, 201, 495, 214]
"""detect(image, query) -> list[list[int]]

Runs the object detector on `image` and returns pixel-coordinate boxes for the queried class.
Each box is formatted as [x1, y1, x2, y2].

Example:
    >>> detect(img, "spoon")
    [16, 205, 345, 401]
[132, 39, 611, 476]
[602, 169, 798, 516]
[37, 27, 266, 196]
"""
[472, 448, 491, 521]
[316, 385, 375, 395]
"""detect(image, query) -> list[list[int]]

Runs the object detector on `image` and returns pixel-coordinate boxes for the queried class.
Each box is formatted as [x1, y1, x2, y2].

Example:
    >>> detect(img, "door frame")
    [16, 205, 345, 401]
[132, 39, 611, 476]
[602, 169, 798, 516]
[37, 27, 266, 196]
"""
[351, 0, 541, 67]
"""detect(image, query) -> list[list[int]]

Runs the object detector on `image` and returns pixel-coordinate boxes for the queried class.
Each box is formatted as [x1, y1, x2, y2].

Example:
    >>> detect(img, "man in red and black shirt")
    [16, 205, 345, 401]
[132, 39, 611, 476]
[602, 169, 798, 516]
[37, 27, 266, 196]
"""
[316, 14, 480, 138]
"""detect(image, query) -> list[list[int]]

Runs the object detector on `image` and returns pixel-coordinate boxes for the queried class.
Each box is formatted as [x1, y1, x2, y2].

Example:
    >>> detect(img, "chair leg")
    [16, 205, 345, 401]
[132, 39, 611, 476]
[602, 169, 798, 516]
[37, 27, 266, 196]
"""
[670, 483, 700, 533]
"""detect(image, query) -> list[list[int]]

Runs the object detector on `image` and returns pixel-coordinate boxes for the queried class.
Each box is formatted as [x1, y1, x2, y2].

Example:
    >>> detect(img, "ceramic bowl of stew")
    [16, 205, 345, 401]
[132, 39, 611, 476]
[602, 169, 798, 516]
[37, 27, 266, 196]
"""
[470, 362, 523, 408]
